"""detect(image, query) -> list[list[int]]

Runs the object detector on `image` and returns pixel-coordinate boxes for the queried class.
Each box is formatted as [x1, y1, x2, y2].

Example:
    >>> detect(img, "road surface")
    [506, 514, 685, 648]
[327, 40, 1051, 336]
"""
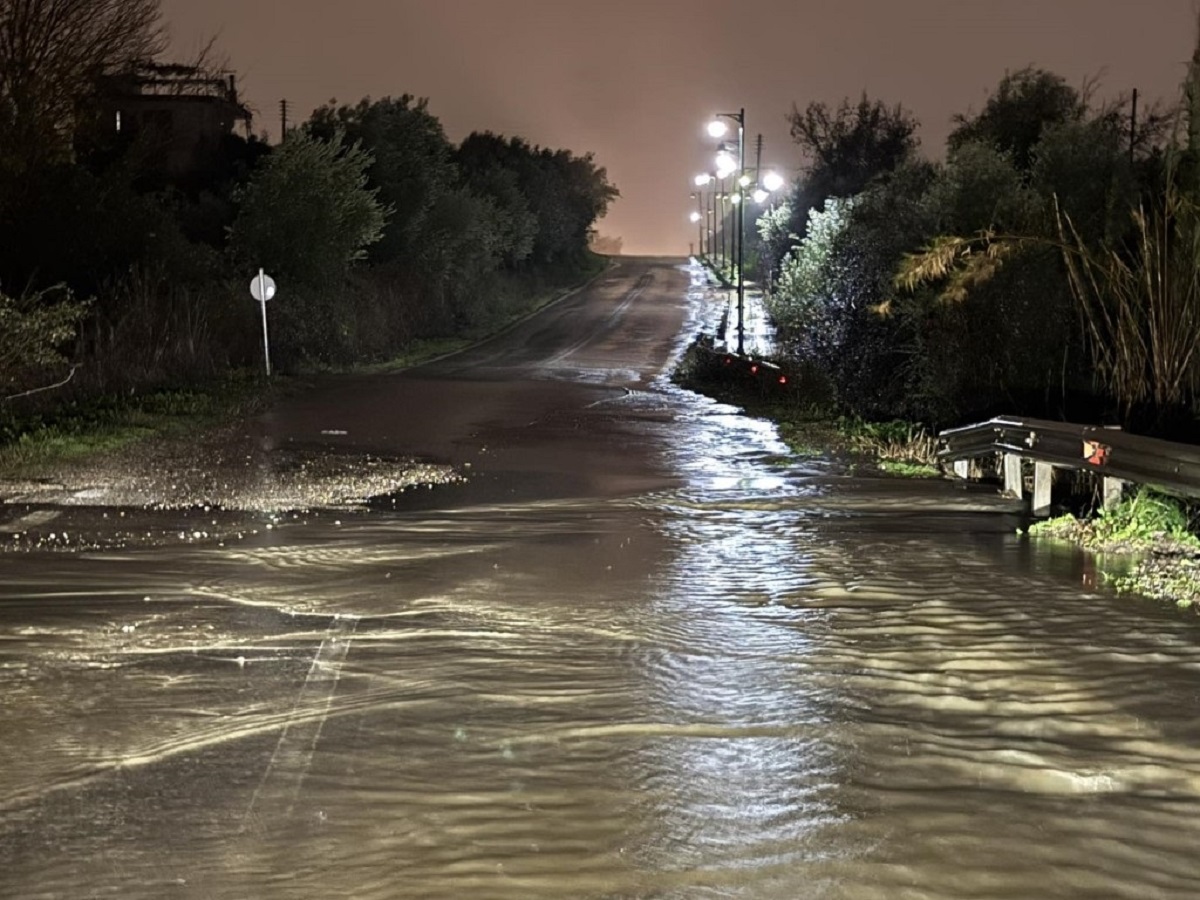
[3, 258, 1200, 899]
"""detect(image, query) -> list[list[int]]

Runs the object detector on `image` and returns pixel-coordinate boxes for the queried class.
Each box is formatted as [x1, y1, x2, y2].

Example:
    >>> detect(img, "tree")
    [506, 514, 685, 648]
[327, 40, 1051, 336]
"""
[307, 95, 458, 265]
[0, 284, 88, 400]
[767, 197, 855, 345]
[227, 130, 388, 366]
[228, 130, 387, 287]
[458, 133, 618, 265]
[755, 199, 794, 284]
[895, 58, 1200, 428]
[924, 141, 1039, 241]
[787, 94, 920, 202]
[0, 0, 164, 173]
[459, 162, 537, 268]
[774, 94, 919, 275]
[947, 67, 1085, 172]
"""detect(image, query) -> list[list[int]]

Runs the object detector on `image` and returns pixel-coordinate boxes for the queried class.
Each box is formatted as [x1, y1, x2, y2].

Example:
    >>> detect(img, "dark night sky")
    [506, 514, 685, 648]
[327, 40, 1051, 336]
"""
[162, 0, 1199, 255]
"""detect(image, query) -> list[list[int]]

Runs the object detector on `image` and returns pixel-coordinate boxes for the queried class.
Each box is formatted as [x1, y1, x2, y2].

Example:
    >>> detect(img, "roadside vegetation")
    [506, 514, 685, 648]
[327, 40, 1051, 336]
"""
[0, 378, 271, 474]
[1029, 489, 1200, 608]
[672, 343, 939, 476]
[0, 1, 617, 463]
[683, 20, 1200, 608]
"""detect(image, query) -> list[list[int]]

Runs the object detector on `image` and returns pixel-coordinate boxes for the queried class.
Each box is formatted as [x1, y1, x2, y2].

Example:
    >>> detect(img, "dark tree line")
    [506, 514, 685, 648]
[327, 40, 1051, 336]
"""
[0, 3, 618, 416]
[759, 59, 1192, 436]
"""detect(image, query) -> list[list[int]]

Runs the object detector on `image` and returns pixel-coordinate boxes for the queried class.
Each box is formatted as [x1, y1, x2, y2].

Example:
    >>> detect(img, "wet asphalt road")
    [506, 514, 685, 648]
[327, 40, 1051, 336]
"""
[5, 258, 1200, 899]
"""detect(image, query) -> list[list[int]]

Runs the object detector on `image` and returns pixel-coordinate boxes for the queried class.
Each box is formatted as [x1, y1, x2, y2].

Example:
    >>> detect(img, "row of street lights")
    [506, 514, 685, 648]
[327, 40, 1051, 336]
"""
[691, 109, 785, 355]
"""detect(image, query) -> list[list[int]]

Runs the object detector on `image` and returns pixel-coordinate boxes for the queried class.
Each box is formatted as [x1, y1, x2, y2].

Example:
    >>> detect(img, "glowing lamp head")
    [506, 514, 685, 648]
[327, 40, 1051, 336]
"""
[752, 188, 769, 204]
[694, 173, 712, 187]
[707, 120, 728, 138]
[762, 170, 785, 193]
[689, 211, 701, 223]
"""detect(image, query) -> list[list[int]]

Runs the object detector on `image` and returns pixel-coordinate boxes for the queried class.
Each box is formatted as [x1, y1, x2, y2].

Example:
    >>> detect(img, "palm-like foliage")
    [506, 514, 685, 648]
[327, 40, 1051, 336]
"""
[890, 232, 1018, 309]
[1056, 190, 1200, 416]
[894, 24, 1200, 424]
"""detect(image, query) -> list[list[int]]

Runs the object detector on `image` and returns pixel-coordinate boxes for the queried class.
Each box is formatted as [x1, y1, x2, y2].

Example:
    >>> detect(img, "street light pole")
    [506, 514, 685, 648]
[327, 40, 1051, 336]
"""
[735, 108, 745, 355]
[696, 117, 787, 346]
[708, 192, 715, 266]
[718, 175, 725, 271]
[709, 109, 746, 354]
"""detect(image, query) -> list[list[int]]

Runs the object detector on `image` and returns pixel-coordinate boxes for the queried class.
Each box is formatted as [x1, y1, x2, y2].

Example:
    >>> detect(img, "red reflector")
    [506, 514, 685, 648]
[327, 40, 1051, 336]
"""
[723, 357, 732, 365]
[778, 375, 787, 384]
[750, 365, 759, 374]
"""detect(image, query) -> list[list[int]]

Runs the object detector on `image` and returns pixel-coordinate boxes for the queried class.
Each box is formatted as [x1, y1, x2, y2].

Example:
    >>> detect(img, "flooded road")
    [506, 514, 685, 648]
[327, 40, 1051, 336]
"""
[3, 259, 1200, 898]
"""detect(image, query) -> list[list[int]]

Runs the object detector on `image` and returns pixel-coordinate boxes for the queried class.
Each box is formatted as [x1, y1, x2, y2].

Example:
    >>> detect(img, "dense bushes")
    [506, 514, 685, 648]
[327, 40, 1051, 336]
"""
[0, 79, 618, 421]
[759, 65, 1186, 433]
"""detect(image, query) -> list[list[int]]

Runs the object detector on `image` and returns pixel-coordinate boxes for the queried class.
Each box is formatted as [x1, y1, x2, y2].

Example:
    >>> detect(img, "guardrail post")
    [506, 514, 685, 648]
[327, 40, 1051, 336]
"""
[1033, 462, 1053, 516]
[1003, 453, 1023, 499]
[1103, 476, 1127, 510]
[939, 415, 1200, 511]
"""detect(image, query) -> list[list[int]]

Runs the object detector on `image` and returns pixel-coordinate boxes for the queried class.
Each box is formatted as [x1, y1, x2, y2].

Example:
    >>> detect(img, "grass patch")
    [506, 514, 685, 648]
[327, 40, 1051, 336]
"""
[1029, 487, 1200, 609]
[836, 416, 938, 473]
[879, 459, 941, 478]
[1029, 488, 1200, 552]
[1112, 556, 1200, 610]
[360, 337, 474, 374]
[0, 374, 274, 475]
[775, 418, 850, 457]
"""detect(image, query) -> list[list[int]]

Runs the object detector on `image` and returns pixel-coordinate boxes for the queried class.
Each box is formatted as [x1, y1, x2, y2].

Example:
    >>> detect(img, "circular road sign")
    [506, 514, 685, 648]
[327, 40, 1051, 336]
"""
[250, 273, 277, 303]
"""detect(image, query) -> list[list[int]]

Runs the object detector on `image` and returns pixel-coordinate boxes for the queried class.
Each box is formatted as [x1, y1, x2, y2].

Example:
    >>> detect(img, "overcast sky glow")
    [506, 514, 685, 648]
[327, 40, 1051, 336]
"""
[162, 0, 1199, 256]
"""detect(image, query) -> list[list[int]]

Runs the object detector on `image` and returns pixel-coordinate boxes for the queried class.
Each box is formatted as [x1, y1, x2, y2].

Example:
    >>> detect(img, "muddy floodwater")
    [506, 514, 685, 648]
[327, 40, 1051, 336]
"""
[2, 260, 1200, 899]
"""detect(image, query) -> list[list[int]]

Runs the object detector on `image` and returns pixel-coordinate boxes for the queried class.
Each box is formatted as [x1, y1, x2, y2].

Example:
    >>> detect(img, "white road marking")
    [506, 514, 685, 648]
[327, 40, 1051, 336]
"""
[242, 614, 359, 829]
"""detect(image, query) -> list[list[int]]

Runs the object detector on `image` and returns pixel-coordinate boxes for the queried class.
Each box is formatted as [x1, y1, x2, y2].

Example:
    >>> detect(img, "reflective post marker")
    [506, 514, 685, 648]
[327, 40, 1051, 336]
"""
[250, 268, 276, 377]
[258, 269, 271, 376]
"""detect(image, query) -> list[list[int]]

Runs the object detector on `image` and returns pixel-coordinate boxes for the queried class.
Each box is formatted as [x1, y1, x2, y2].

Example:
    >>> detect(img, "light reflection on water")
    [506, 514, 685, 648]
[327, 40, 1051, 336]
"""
[5, 288, 1200, 897]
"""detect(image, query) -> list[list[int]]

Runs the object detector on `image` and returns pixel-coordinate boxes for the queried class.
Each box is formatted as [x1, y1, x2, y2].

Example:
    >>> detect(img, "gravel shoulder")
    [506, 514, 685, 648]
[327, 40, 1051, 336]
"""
[0, 411, 458, 552]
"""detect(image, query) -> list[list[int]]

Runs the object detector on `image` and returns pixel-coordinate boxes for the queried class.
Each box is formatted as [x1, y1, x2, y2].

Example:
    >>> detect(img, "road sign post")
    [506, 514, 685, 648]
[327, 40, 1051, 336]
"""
[250, 269, 276, 376]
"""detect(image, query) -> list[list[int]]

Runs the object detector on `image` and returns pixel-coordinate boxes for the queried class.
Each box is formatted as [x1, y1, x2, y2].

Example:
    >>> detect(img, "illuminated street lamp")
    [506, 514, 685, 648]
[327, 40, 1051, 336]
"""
[714, 149, 736, 180]
[762, 170, 785, 193]
[694, 173, 720, 261]
[752, 188, 769, 204]
[708, 109, 745, 354]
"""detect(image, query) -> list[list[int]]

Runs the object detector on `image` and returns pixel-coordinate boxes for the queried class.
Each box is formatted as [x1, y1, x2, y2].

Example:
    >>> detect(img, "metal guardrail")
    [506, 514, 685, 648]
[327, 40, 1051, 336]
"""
[937, 415, 1200, 511]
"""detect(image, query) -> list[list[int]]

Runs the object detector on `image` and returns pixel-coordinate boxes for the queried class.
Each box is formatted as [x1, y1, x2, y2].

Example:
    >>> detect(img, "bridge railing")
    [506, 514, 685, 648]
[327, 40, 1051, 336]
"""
[936, 416, 1200, 515]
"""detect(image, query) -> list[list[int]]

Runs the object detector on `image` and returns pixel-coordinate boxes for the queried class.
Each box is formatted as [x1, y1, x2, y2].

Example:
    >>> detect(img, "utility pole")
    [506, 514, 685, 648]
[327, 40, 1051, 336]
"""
[280, 99, 289, 142]
[736, 107, 745, 356]
[1130, 88, 1138, 167]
